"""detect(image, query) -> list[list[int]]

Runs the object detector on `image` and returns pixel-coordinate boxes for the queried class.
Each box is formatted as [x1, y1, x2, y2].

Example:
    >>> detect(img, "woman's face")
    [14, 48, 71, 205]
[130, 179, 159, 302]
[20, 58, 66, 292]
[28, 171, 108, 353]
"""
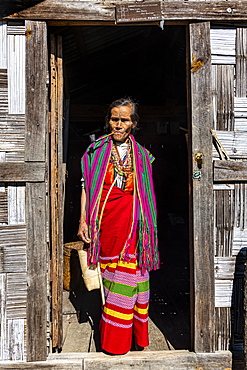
[109, 105, 136, 142]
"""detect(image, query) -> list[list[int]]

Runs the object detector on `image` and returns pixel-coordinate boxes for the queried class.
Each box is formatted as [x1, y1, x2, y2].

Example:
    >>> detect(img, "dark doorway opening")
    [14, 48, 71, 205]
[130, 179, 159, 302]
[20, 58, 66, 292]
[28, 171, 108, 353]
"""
[53, 24, 190, 351]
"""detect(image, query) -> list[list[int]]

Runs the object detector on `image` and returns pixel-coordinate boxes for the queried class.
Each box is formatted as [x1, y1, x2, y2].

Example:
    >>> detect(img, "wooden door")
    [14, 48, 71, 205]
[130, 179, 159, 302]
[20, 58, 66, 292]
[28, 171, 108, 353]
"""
[49, 34, 65, 351]
[0, 21, 48, 361]
[189, 22, 247, 353]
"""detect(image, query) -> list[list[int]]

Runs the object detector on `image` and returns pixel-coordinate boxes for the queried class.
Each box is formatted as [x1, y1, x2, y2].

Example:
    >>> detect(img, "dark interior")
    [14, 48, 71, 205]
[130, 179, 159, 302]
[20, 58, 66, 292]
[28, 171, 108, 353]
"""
[52, 24, 191, 350]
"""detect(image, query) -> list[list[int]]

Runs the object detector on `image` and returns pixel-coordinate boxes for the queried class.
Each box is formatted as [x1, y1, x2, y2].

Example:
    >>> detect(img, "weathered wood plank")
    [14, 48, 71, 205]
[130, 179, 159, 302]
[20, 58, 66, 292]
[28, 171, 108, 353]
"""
[25, 21, 47, 162]
[5, 1, 115, 21]
[4, 0, 247, 22]
[211, 65, 234, 130]
[26, 182, 47, 361]
[236, 28, 247, 98]
[190, 22, 214, 352]
[0, 162, 46, 182]
[56, 35, 64, 351]
[50, 34, 64, 351]
[214, 160, 247, 181]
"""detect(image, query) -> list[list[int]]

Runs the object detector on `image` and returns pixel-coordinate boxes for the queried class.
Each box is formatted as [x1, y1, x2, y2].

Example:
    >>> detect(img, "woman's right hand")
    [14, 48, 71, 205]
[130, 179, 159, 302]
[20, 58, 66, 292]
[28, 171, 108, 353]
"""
[77, 220, 91, 244]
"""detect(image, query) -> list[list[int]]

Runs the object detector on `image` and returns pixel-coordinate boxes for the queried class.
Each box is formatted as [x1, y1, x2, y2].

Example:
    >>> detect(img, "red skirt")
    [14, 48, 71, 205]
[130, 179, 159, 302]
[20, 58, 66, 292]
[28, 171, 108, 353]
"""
[99, 185, 149, 354]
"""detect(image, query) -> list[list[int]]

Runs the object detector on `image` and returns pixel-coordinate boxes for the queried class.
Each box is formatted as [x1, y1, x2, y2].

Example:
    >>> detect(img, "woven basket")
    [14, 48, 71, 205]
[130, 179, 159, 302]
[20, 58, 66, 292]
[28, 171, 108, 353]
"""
[63, 241, 84, 291]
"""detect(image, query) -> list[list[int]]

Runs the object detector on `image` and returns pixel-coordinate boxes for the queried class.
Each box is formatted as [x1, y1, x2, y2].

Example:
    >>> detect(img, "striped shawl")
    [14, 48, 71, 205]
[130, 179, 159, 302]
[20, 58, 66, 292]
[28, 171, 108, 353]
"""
[81, 134, 159, 272]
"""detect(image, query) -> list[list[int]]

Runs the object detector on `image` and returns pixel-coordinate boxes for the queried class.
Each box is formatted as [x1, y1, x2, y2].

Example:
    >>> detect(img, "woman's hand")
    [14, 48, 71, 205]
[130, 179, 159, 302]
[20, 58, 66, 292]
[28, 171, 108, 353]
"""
[77, 220, 91, 244]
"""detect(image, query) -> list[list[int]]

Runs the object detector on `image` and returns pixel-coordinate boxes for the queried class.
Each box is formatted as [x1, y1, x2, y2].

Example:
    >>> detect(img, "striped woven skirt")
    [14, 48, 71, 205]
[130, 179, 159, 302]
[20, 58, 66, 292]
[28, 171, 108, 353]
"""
[99, 185, 149, 355]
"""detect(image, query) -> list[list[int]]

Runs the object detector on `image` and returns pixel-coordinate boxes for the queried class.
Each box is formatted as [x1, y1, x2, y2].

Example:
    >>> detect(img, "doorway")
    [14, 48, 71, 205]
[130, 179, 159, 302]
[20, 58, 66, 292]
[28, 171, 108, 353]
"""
[51, 24, 190, 351]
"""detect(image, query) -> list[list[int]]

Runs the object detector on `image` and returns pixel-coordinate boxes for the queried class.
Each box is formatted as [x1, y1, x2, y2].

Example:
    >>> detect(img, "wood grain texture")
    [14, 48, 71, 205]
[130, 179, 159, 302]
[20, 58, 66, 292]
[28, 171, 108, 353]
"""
[25, 21, 47, 162]
[190, 22, 214, 352]
[0, 115, 25, 162]
[3, 0, 247, 22]
[7, 29, 25, 115]
[214, 160, 247, 182]
[212, 131, 247, 159]
[211, 65, 234, 130]
[6, 1, 115, 21]
[210, 28, 236, 65]
[26, 182, 47, 361]
[236, 28, 247, 98]
[0, 273, 7, 360]
[0, 162, 46, 182]
[50, 34, 64, 351]
[214, 189, 234, 257]
[215, 307, 231, 350]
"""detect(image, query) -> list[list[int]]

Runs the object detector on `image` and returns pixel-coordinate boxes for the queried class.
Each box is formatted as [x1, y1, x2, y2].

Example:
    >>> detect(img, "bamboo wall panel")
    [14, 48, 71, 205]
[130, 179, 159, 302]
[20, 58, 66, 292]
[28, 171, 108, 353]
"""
[215, 257, 235, 280]
[214, 189, 234, 257]
[215, 307, 231, 351]
[234, 97, 247, 131]
[0, 273, 7, 360]
[236, 28, 247, 98]
[0, 116, 25, 162]
[7, 27, 25, 115]
[210, 29, 236, 65]
[0, 186, 7, 225]
[215, 280, 233, 307]
[0, 69, 8, 114]
[211, 65, 234, 130]
[7, 185, 25, 225]
[234, 183, 247, 229]
[212, 131, 247, 159]
[0, 22, 31, 362]
[7, 319, 25, 361]
[6, 273, 27, 320]
[0, 22, 7, 69]
[211, 26, 247, 353]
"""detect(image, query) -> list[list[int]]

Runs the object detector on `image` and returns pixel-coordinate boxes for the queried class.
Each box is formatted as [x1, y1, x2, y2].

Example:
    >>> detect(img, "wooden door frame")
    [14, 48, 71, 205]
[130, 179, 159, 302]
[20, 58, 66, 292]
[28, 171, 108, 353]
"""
[188, 21, 215, 353]
[47, 20, 215, 354]
[22, 18, 216, 357]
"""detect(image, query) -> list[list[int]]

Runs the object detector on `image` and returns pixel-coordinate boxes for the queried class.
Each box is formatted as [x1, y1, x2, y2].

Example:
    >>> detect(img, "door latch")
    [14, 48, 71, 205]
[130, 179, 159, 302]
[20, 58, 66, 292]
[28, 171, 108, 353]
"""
[195, 153, 204, 169]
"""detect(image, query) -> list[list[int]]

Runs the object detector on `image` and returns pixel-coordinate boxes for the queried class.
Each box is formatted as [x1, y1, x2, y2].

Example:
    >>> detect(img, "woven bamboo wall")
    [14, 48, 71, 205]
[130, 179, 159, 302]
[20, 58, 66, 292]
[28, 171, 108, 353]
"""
[211, 27, 247, 351]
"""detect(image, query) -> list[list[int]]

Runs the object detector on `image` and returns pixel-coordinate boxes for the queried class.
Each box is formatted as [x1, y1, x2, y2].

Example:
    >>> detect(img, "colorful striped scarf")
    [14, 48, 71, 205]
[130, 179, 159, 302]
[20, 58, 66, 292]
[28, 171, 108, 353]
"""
[81, 134, 159, 272]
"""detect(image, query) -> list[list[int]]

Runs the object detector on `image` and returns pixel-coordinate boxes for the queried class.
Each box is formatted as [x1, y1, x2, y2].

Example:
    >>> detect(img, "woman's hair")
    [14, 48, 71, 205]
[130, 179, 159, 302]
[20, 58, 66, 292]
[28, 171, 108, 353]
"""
[104, 97, 139, 134]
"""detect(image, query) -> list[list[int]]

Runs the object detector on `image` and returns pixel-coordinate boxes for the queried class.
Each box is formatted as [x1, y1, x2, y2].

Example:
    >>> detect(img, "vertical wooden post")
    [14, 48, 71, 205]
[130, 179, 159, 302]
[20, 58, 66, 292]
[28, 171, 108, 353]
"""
[50, 34, 64, 351]
[189, 21, 215, 353]
[25, 21, 48, 361]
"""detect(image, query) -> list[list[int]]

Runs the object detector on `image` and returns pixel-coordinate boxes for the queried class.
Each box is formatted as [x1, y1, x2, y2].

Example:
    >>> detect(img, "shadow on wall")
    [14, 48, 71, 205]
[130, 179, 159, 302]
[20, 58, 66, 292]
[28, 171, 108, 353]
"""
[231, 247, 246, 364]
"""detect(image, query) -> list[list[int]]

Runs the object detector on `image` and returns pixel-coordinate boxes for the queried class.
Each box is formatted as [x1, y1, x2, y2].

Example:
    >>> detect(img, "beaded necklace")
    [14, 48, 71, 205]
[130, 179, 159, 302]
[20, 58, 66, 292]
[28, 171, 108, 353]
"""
[111, 139, 133, 177]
